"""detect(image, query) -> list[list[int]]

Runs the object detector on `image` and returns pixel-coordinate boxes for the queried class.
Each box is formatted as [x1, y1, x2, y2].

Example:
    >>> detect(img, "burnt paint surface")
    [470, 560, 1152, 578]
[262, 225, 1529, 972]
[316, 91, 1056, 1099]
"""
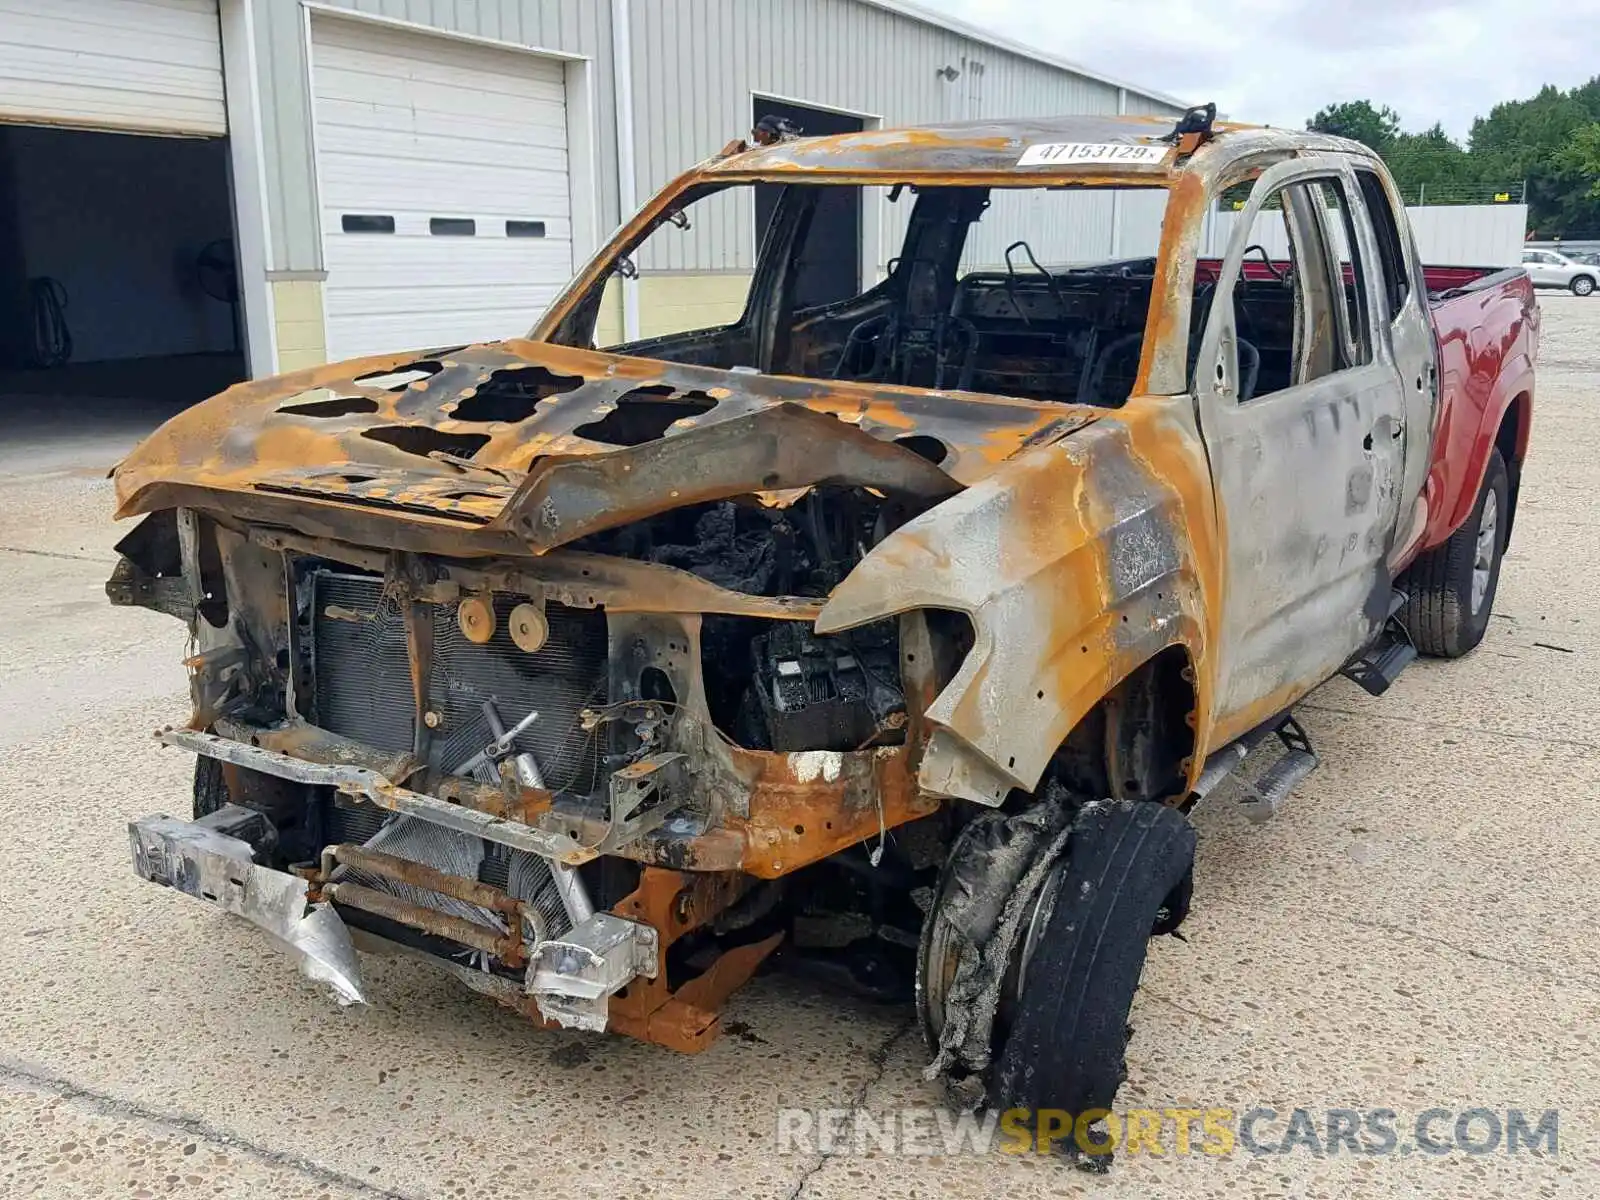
[113, 339, 1094, 548]
[104, 116, 1542, 1061]
[817, 395, 1220, 801]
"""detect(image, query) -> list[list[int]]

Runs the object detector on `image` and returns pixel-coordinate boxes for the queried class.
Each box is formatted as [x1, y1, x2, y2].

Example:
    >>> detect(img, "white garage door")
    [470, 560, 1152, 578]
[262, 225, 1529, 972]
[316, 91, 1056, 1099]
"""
[311, 16, 575, 361]
[0, 0, 225, 135]
[0, 0, 222, 135]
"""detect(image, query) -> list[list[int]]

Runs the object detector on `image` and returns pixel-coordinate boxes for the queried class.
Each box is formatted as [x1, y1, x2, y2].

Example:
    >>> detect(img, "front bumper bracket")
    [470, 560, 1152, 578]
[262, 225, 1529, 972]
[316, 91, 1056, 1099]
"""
[129, 808, 366, 1006]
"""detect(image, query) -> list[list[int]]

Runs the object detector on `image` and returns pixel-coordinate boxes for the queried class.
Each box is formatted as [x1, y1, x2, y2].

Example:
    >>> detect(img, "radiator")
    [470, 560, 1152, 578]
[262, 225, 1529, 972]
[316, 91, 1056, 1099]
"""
[326, 806, 575, 943]
[309, 571, 608, 795]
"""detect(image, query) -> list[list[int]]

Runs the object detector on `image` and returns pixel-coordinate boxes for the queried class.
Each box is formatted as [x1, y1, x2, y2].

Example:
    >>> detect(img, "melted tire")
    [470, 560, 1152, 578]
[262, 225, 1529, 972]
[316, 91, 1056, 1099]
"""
[1400, 448, 1508, 658]
[994, 801, 1196, 1129]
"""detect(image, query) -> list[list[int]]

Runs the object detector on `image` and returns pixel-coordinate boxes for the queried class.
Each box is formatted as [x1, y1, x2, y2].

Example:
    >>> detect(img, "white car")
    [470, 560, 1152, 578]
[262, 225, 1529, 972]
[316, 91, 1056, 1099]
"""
[1522, 249, 1597, 296]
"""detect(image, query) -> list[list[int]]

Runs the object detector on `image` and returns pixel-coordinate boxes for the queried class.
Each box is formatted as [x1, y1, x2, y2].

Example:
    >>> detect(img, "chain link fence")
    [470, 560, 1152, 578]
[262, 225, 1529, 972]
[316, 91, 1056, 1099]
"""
[1214, 180, 1527, 212]
[1389, 181, 1527, 207]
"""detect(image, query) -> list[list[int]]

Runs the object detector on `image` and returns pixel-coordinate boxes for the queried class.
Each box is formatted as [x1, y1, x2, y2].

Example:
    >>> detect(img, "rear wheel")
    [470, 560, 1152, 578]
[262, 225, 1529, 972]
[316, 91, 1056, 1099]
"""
[1399, 448, 1508, 657]
[1571, 275, 1595, 297]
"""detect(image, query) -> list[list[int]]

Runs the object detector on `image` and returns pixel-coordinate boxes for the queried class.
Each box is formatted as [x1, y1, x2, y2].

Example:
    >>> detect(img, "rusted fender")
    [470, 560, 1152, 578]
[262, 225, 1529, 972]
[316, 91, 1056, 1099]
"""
[816, 401, 1219, 804]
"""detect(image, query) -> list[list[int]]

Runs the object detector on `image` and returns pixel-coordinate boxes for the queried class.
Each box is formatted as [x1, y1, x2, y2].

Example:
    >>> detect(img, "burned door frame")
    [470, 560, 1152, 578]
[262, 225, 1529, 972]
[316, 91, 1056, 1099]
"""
[1195, 155, 1406, 738]
[1354, 165, 1438, 560]
[587, 179, 817, 369]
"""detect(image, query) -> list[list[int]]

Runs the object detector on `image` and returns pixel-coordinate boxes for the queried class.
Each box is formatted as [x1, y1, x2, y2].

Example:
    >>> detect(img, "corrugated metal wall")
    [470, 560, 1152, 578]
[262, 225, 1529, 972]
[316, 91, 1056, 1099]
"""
[629, 0, 1179, 273]
[1404, 204, 1528, 268]
[960, 188, 1173, 271]
[249, 0, 1179, 274]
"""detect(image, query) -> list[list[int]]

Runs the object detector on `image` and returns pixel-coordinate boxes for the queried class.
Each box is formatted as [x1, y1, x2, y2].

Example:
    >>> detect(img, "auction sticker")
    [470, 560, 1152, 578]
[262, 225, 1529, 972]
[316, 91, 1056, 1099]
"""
[1017, 142, 1168, 167]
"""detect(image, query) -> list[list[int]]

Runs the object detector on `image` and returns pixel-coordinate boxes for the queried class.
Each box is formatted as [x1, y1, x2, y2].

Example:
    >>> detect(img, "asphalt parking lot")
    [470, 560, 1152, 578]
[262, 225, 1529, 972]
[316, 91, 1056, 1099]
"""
[0, 296, 1595, 1199]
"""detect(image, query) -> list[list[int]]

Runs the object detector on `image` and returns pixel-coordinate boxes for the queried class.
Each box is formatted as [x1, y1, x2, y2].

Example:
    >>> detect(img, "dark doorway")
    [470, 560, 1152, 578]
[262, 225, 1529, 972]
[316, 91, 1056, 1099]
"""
[752, 98, 865, 311]
[0, 124, 245, 468]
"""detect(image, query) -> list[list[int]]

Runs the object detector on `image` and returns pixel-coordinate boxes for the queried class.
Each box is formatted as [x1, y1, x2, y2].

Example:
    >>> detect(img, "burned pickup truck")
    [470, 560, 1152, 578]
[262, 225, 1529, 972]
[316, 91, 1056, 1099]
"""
[111, 108, 1535, 1122]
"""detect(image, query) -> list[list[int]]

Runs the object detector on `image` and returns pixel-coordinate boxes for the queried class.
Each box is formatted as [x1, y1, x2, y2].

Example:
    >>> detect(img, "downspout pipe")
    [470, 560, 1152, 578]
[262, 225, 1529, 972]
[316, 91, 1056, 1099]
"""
[610, 0, 641, 342]
[1110, 87, 1127, 258]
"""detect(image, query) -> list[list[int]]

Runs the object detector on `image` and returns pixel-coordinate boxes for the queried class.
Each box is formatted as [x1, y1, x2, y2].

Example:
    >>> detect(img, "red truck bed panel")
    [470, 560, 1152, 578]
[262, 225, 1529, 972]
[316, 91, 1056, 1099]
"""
[1197, 258, 1512, 297]
[1423, 269, 1538, 552]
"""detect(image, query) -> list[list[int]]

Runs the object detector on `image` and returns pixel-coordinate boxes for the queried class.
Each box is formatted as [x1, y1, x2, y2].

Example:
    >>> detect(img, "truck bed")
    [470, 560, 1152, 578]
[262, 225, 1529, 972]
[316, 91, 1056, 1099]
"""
[1204, 258, 1520, 298]
[1422, 264, 1524, 299]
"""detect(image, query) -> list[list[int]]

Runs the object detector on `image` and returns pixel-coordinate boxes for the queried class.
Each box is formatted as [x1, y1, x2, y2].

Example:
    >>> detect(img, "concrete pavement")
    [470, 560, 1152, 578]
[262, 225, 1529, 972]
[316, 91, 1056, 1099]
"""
[0, 298, 1595, 1199]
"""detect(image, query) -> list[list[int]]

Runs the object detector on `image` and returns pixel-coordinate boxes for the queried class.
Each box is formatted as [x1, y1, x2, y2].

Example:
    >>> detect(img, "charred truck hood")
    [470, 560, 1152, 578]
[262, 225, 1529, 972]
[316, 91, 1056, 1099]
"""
[113, 339, 1101, 554]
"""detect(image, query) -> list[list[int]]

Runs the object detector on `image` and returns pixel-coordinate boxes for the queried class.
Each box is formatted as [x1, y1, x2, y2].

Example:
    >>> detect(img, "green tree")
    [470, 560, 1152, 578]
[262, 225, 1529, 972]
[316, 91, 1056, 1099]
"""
[1302, 79, 1600, 234]
[1558, 122, 1600, 198]
[1385, 124, 1477, 203]
[1307, 100, 1401, 154]
[1470, 79, 1600, 234]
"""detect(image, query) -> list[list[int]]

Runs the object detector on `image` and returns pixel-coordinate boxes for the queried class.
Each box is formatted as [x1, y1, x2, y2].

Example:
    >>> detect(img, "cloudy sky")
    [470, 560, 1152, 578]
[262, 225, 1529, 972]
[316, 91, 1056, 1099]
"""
[921, 0, 1600, 140]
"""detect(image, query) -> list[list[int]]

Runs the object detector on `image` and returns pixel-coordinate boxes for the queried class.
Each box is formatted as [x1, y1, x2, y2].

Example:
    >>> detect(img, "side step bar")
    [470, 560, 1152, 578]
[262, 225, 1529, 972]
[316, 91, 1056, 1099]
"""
[1235, 715, 1319, 823]
[1193, 590, 1411, 814]
[1340, 588, 1418, 697]
[1188, 713, 1320, 823]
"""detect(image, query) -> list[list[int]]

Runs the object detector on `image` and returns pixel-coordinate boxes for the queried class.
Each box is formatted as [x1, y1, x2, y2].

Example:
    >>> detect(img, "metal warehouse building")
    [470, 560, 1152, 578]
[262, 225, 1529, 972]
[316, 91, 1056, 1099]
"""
[0, 0, 1183, 405]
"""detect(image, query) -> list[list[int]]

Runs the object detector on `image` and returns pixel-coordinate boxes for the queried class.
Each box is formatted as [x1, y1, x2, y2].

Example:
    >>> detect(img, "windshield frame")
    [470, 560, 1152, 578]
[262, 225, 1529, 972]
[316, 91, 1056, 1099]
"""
[533, 165, 1194, 399]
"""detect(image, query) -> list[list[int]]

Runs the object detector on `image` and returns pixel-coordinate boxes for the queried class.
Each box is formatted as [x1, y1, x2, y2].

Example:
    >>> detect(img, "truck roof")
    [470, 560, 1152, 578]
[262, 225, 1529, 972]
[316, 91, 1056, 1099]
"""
[700, 115, 1378, 185]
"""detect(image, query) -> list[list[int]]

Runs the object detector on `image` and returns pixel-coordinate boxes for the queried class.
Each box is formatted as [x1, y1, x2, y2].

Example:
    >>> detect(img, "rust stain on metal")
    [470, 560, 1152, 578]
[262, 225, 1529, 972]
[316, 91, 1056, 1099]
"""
[239, 720, 553, 823]
[113, 338, 1089, 550]
[598, 867, 773, 1052]
[324, 881, 526, 965]
[322, 844, 524, 919]
[719, 744, 937, 878]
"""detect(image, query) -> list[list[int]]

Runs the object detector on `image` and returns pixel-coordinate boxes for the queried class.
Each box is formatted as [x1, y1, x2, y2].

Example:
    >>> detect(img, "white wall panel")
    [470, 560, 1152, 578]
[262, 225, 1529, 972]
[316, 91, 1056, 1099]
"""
[1114, 188, 1171, 258]
[256, 0, 614, 272]
[1406, 204, 1528, 268]
[310, 15, 575, 358]
[630, 0, 1171, 274]
[1205, 203, 1529, 267]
